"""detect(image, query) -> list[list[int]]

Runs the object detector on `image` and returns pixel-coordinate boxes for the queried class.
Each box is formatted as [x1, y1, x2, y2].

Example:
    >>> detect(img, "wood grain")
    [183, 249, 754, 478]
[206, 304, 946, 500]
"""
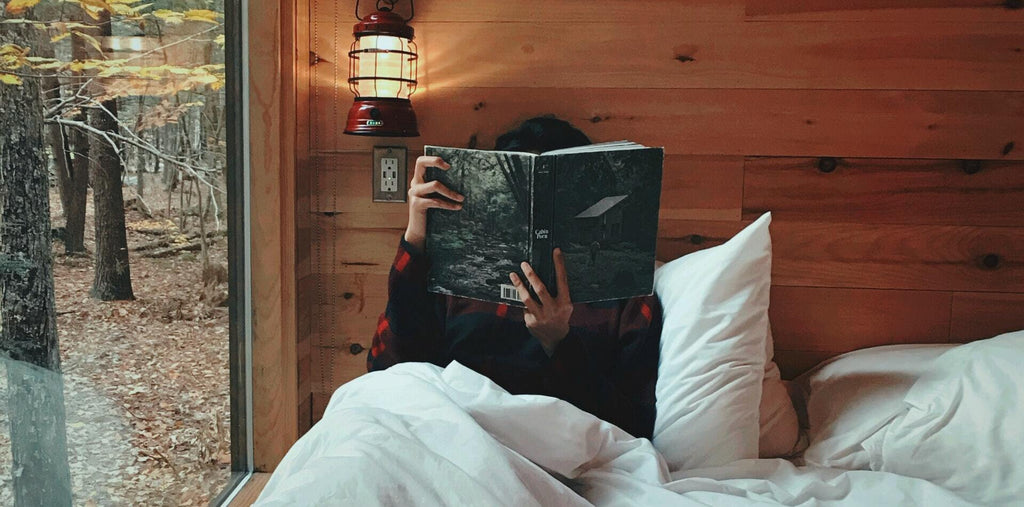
[313, 344, 371, 394]
[296, 274, 315, 418]
[313, 392, 331, 423]
[310, 222, 401, 275]
[316, 0, 1024, 23]
[656, 220, 749, 259]
[311, 272, 389, 328]
[659, 220, 1024, 292]
[249, 0, 298, 471]
[311, 21, 1024, 91]
[227, 473, 271, 507]
[950, 292, 1024, 342]
[769, 222, 1024, 292]
[743, 158, 1024, 226]
[313, 0, 746, 24]
[309, 272, 385, 393]
[311, 87, 1024, 160]
[769, 286, 953, 352]
[298, 394, 312, 436]
[310, 152, 411, 229]
[745, 0, 1024, 22]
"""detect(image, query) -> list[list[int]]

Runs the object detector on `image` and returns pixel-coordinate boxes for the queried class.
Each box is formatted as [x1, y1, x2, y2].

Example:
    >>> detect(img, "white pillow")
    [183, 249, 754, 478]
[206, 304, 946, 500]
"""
[869, 330, 1024, 505]
[653, 212, 772, 471]
[792, 344, 954, 469]
[759, 323, 800, 458]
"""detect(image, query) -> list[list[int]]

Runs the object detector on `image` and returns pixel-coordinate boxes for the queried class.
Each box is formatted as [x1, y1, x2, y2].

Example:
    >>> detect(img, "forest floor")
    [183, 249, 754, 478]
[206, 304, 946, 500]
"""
[0, 181, 231, 506]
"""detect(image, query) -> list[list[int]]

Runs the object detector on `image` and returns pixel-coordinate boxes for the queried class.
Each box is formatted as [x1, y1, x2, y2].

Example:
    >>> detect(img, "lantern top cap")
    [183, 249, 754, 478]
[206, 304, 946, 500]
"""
[354, 10, 414, 39]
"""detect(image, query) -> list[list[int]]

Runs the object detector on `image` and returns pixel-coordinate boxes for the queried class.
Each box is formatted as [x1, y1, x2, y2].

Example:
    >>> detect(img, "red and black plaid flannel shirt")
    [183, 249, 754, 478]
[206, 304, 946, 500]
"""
[367, 238, 663, 439]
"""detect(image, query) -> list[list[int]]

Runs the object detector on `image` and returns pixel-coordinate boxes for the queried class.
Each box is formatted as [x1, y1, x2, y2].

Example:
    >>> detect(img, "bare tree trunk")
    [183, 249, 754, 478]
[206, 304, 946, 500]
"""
[66, 119, 91, 253]
[89, 97, 135, 300]
[0, 23, 74, 507]
[89, 13, 134, 301]
[42, 28, 89, 254]
[66, 11, 94, 254]
[135, 96, 146, 199]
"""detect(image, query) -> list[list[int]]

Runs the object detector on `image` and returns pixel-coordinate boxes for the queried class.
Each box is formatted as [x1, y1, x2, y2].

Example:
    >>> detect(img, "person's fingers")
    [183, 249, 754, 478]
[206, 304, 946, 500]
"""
[423, 198, 463, 211]
[412, 156, 450, 183]
[407, 181, 434, 198]
[553, 247, 571, 303]
[520, 261, 553, 307]
[509, 272, 541, 314]
[425, 180, 464, 202]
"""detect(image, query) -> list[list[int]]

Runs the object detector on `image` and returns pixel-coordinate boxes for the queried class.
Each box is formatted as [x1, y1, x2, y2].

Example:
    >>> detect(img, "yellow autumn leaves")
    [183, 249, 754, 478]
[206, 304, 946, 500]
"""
[0, 43, 30, 84]
[5, 1, 222, 23]
[0, 1, 225, 93]
[153, 9, 222, 25]
[5, 0, 220, 22]
[1, 42, 226, 95]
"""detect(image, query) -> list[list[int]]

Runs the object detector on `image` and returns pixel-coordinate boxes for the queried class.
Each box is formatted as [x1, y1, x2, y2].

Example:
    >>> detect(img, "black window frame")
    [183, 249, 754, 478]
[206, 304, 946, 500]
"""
[212, 0, 253, 502]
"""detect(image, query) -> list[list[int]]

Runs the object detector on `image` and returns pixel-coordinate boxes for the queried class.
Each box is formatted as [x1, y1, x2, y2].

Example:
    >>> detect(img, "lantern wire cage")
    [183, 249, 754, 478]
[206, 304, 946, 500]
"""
[344, 0, 419, 136]
[347, 37, 418, 99]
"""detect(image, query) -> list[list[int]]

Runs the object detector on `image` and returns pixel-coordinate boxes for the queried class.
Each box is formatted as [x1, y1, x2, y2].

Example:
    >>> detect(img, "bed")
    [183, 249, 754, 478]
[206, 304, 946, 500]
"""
[257, 213, 1024, 506]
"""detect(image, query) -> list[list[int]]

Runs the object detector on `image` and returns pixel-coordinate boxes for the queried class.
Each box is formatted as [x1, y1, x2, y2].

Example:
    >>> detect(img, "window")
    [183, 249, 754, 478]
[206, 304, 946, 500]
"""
[0, 0, 250, 504]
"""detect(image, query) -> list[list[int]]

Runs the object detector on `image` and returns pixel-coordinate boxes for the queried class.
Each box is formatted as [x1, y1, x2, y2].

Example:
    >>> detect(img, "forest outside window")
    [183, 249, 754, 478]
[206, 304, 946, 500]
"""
[1, 0, 249, 504]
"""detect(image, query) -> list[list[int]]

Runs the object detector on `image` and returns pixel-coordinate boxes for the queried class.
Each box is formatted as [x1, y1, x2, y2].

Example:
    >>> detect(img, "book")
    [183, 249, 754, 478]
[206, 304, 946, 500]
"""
[423, 141, 663, 306]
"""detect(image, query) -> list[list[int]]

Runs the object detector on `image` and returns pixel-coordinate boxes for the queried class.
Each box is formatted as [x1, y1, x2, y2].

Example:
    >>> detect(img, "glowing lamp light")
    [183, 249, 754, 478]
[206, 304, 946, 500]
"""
[344, 0, 419, 137]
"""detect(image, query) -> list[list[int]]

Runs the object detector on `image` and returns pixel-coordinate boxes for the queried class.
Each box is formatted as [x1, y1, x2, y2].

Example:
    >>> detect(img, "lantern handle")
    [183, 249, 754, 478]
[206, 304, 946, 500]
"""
[355, 0, 414, 21]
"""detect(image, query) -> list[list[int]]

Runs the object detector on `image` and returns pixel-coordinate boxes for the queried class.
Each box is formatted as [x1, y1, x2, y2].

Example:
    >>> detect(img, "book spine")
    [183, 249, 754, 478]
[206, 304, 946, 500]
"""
[530, 156, 557, 298]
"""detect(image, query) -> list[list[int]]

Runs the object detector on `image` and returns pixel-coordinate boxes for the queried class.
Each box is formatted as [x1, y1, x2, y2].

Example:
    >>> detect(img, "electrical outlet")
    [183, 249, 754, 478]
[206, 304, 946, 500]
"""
[381, 157, 399, 192]
[372, 146, 407, 202]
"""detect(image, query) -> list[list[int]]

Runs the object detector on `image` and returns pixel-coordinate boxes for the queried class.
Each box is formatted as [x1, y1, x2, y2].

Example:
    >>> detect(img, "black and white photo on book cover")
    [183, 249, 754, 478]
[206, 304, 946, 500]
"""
[423, 143, 663, 306]
[424, 146, 533, 304]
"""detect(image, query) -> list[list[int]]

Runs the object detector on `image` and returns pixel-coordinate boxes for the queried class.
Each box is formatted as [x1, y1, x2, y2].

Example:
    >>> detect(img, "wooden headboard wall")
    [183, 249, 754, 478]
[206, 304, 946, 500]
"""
[295, 0, 1024, 429]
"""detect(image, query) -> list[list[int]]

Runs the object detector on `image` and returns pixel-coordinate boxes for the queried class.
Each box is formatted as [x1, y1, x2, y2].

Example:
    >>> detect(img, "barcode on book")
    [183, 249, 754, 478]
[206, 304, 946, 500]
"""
[500, 284, 520, 301]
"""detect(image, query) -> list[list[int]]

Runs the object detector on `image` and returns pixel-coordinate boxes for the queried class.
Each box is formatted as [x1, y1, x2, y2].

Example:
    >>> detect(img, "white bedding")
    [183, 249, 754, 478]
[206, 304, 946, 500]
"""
[256, 362, 973, 506]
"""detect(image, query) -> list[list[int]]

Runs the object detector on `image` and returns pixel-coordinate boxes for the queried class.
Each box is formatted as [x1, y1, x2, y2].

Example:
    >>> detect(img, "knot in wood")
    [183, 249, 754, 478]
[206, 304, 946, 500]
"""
[981, 254, 1001, 270]
[689, 234, 704, 245]
[817, 157, 838, 174]
[349, 343, 365, 355]
[961, 160, 982, 175]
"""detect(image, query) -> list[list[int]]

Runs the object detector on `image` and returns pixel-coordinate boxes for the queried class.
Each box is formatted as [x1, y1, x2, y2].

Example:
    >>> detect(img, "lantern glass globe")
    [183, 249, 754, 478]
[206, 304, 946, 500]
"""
[354, 35, 416, 99]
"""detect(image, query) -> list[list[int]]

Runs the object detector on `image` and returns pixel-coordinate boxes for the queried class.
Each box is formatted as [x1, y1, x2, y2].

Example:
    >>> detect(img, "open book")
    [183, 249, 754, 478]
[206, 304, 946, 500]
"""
[423, 141, 663, 306]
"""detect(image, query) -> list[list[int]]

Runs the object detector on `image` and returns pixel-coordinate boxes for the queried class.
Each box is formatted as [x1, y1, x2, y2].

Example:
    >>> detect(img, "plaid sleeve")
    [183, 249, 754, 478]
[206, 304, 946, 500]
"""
[366, 237, 444, 372]
[544, 295, 662, 439]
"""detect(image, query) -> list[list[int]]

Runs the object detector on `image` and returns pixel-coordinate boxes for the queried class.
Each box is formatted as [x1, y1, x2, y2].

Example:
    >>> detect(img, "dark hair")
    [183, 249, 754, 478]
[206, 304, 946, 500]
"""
[494, 116, 591, 153]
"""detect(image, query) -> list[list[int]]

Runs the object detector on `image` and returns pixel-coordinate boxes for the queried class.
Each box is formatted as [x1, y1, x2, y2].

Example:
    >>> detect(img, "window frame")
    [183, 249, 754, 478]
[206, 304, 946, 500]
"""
[211, 0, 255, 502]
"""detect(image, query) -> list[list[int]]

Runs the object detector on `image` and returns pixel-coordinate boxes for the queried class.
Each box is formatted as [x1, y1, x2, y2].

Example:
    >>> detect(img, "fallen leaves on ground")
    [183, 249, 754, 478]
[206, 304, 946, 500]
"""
[1, 186, 231, 505]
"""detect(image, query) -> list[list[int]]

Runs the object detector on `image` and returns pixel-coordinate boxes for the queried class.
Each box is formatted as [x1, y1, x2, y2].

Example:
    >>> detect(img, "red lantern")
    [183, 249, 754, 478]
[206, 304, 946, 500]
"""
[344, 0, 419, 137]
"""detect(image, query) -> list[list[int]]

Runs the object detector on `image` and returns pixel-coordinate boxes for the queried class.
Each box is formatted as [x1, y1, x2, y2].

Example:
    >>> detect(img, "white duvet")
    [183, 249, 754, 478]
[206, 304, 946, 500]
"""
[256, 362, 973, 506]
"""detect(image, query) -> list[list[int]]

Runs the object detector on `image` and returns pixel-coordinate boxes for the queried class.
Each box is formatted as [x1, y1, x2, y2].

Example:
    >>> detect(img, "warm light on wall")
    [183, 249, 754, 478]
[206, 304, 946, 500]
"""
[344, 0, 419, 137]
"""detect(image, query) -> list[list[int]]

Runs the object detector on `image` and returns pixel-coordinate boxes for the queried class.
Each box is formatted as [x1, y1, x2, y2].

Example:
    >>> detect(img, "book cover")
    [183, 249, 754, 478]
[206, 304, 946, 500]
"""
[423, 143, 663, 306]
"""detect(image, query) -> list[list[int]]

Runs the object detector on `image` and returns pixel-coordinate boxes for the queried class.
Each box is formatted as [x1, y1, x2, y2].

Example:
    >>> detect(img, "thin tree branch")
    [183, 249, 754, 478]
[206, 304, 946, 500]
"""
[48, 116, 224, 196]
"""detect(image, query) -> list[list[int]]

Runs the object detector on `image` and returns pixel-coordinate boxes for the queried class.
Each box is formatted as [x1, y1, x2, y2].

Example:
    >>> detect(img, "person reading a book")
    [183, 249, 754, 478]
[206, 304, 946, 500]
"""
[366, 116, 663, 439]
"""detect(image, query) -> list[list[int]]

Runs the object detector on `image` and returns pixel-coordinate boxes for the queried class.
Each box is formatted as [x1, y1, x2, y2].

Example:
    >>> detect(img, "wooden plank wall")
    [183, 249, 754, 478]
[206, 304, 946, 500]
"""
[250, 0, 300, 468]
[298, 0, 1024, 426]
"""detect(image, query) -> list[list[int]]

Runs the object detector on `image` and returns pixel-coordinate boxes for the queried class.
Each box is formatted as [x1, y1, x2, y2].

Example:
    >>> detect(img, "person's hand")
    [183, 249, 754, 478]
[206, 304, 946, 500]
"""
[509, 248, 573, 356]
[404, 156, 463, 250]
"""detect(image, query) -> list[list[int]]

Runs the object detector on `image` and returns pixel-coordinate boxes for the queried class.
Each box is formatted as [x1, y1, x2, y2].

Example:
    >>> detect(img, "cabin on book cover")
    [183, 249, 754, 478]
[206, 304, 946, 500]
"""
[423, 144, 662, 306]
[551, 148, 662, 303]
